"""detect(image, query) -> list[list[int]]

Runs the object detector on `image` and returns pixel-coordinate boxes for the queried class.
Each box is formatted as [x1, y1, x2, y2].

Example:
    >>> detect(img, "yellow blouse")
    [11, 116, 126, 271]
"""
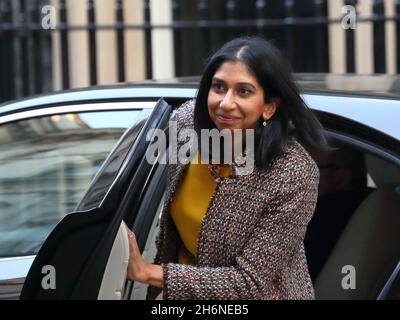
[170, 153, 232, 265]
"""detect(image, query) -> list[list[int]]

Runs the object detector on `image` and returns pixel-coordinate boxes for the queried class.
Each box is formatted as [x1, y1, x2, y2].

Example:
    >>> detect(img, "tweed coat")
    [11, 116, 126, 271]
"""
[146, 99, 319, 300]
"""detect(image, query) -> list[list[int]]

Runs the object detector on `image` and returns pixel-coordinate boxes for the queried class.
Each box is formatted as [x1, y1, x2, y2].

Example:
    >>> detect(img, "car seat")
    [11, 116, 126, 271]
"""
[313, 185, 400, 299]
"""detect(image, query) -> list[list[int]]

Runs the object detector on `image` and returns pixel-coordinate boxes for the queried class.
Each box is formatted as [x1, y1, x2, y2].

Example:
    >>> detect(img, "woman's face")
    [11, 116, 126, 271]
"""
[207, 61, 277, 131]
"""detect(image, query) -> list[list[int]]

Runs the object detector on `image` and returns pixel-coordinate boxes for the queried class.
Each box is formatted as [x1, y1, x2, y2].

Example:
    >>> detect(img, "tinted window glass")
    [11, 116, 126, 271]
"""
[0, 110, 143, 257]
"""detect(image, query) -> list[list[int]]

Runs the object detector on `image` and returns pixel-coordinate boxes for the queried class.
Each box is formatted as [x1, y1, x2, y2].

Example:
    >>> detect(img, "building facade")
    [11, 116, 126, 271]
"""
[0, 0, 399, 103]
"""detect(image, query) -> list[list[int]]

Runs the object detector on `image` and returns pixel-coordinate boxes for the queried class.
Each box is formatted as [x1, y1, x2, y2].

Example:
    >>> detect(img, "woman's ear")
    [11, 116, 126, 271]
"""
[263, 98, 280, 121]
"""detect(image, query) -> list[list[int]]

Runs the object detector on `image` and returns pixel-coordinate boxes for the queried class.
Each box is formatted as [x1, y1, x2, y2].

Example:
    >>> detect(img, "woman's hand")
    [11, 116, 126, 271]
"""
[124, 223, 148, 283]
[124, 223, 164, 288]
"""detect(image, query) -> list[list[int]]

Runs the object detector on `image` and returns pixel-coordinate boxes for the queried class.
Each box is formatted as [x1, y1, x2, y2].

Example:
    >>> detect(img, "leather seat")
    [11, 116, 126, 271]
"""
[314, 185, 400, 299]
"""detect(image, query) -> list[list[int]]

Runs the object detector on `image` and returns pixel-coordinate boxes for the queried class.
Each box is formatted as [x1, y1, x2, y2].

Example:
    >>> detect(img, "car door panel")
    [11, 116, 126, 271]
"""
[97, 221, 129, 300]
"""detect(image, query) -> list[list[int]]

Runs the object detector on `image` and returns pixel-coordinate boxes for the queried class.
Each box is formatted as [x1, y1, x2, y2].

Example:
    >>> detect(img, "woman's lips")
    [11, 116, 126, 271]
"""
[217, 114, 239, 122]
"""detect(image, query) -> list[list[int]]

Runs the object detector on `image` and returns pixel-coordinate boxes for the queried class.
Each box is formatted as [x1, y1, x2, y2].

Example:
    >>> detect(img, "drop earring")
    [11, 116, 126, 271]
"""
[262, 120, 267, 127]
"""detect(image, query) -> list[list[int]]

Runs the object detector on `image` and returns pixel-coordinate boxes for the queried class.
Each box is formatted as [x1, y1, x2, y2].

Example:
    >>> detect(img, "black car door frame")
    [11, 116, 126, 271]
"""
[20, 98, 171, 299]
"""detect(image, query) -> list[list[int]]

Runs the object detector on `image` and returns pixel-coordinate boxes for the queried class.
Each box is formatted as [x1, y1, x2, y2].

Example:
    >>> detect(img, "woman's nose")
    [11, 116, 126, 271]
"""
[219, 90, 235, 110]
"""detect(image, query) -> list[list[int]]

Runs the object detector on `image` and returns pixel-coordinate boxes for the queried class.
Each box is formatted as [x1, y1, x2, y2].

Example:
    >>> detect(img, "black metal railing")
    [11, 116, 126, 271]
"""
[59, 0, 69, 89]
[1, 0, 54, 102]
[373, 0, 386, 73]
[0, 0, 399, 104]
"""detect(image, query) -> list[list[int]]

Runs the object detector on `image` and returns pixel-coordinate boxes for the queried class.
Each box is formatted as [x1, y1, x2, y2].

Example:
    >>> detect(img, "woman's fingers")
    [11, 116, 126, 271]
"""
[123, 222, 148, 282]
[123, 222, 137, 255]
[125, 227, 139, 254]
[123, 222, 132, 238]
[123, 222, 160, 286]
[128, 233, 140, 257]
[124, 223, 138, 247]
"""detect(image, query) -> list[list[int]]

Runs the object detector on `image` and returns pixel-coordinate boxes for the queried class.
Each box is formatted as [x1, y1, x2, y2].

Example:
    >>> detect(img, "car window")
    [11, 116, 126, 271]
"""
[0, 109, 144, 258]
[303, 134, 400, 299]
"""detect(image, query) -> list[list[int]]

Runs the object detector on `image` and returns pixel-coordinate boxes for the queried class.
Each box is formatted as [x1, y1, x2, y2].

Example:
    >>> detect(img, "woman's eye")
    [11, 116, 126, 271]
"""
[239, 88, 252, 96]
[212, 83, 225, 92]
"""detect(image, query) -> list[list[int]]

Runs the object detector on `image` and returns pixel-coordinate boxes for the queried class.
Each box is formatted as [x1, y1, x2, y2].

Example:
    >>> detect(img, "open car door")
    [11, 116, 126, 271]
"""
[20, 98, 171, 300]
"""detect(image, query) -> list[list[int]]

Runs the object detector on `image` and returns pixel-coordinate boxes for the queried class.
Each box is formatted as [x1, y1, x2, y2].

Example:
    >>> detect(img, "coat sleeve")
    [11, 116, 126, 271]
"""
[146, 98, 195, 300]
[161, 159, 319, 300]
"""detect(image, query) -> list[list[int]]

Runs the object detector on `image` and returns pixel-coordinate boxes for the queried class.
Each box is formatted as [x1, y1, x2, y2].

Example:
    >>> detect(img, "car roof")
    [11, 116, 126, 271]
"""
[138, 73, 400, 100]
[0, 84, 197, 115]
[2, 74, 400, 111]
[294, 74, 400, 99]
[1, 75, 400, 141]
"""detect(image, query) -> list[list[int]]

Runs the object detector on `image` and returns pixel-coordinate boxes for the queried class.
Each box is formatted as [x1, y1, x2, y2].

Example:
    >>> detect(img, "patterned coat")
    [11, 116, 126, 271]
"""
[146, 99, 319, 300]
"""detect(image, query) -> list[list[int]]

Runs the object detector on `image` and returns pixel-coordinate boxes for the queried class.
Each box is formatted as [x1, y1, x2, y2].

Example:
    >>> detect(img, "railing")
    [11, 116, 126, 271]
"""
[0, 0, 399, 104]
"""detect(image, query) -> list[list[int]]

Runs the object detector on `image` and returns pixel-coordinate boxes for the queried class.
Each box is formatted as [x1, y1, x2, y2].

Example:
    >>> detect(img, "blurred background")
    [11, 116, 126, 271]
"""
[0, 0, 399, 103]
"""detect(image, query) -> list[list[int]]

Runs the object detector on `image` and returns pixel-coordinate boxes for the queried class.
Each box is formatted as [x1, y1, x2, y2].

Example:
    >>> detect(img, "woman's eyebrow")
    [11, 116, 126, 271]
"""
[211, 77, 224, 83]
[212, 77, 256, 89]
[237, 82, 256, 90]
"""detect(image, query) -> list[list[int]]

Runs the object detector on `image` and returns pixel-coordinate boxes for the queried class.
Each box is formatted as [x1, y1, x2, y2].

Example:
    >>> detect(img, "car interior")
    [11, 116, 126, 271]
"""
[311, 140, 400, 299]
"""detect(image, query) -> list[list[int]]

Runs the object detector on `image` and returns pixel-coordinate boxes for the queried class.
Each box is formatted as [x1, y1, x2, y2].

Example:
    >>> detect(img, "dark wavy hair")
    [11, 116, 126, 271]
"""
[194, 36, 329, 170]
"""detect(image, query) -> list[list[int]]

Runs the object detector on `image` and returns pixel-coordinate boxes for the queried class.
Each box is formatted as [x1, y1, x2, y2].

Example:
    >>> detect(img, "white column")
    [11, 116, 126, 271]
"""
[67, 0, 90, 89]
[150, 0, 175, 79]
[355, 0, 373, 74]
[51, 0, 61, 91]
[123, 0, 146, 81]
[94, 0, 117, 85]
[328, 0, 346, 74]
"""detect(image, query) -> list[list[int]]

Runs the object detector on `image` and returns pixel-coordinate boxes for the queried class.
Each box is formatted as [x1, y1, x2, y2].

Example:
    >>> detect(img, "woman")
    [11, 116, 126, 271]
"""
[125, 36, 327, 300]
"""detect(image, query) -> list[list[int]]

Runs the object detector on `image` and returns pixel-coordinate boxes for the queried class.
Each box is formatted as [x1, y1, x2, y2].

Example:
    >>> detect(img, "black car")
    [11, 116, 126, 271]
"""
[0, 74, 399, 300]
